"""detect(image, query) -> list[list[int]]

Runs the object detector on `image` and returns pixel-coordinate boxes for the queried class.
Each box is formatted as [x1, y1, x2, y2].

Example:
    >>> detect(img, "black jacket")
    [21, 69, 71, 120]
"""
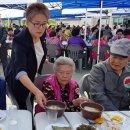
[6, 27, 47, 101]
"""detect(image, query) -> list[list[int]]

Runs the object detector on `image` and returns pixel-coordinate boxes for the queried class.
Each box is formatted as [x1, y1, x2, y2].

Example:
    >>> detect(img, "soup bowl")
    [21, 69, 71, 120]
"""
[46, 100, 66, 117]
[80, 102, 104, 120]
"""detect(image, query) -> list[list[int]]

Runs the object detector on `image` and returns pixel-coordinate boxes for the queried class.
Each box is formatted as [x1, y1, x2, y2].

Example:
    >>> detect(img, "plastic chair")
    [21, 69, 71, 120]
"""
[91, 45, 110, 65]
[79, 73, 91, 98]
[46, 44, 61, 61]
[34, 74, 51, 90]
[67, 45, 84, 73]
[26, 74, 52, 112]
[41, 62, 54, 75]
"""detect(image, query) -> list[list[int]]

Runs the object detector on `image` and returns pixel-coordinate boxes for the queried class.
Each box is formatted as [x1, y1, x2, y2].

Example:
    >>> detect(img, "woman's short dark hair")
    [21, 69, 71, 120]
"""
[96, 30, 104, 39]
[116, 29, 124, 34]
[56, 28, 61, 33]
[26, 2, 49, 21]
[72, 27, 80, 36]
[49, 31, 56, 37]
[8, 28, 13, 31]
[124, 29, 130, 36]
[91, 27, 98, 33]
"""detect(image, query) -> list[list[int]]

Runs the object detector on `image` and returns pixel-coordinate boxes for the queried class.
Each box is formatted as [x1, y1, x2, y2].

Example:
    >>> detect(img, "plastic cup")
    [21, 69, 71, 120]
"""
[8, 105, 18, 124]
[46, 109, 58, 123]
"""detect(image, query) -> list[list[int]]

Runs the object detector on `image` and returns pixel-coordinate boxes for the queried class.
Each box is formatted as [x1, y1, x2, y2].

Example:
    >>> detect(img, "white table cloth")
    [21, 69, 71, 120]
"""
[0, 110, 32, 130]
[35, 111, 130, 130]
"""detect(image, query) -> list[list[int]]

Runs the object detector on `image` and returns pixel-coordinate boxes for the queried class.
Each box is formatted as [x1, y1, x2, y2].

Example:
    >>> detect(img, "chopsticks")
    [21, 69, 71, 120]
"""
[63, 114, 73, 130]
[117, 111, 130, 118]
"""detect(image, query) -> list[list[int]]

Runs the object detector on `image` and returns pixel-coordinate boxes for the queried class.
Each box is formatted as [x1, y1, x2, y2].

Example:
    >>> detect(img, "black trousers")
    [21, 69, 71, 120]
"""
[0, 46, 8, 75]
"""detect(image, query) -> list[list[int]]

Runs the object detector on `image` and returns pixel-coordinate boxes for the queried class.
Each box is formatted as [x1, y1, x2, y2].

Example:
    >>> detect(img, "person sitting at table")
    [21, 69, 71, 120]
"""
[6, 27, 14, 49]
[88, 38, 130, 111]
[46, 30, 62, 56]
[124, 28, 130, 39]
[35, 56, 89, 113]
[56, 27, 66, 42]
[91, 30, 109, 63]
[91, 30, 108, 47]
[109, 29, 124, 43]
[88, 27, 98, 43]
[7, 27, 14, 41]
[68, 27, 87, 49]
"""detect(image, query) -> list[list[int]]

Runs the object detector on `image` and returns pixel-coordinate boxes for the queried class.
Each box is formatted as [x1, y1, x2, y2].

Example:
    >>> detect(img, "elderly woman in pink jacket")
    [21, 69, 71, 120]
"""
[35, 56, 90, 113]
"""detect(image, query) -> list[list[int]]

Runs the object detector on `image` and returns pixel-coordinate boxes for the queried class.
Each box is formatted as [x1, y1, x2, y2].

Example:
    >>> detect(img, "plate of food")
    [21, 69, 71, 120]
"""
[102, 112, 126, 123]
[0, 110, 6, 121]
[73, 123, 100, 130]
[45, 123, 71, 130]
[101, 121, 122, 130]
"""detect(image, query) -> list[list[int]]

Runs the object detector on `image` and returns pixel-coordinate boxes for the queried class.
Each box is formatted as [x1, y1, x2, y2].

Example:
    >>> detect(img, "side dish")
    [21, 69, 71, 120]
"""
[76, 124, 96, 130]
[52, 126, 71, 130]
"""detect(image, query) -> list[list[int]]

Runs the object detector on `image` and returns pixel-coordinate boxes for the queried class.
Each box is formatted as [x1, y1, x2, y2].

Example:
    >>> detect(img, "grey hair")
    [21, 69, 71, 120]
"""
[53, 56, 75, 72]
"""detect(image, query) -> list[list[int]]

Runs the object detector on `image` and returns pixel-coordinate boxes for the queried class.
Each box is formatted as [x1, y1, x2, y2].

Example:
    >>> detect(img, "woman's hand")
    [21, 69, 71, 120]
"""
[35, 89, 47, 109]
[19, 75, 47, 109]
[73, 97, 91, 106]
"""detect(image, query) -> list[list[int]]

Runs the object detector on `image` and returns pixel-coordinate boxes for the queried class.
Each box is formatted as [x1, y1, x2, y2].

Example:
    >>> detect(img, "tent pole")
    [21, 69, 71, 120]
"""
[7, 13, 10, 27]
[109, 12, 113, 28]
[97, 0, 103, 63]
[84, 9, 87, 41]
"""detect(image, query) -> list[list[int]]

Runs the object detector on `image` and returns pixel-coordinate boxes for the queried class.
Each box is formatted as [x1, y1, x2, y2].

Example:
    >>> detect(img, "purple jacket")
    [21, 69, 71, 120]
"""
[68, 36, 87, 48]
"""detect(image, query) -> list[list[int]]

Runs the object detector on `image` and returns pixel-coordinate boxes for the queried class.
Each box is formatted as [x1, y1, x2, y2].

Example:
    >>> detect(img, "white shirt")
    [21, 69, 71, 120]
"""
[34, 40, 44, 71]
[16, 40, 44, 80]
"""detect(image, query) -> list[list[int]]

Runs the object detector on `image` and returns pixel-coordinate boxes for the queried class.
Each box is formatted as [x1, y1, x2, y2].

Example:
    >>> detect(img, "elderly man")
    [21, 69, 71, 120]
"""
[88, 38, 130, 111]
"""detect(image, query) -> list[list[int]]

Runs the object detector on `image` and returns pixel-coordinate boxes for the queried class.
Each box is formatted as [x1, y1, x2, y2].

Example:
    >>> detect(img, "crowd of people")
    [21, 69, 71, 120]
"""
[0, 2, 130, 130]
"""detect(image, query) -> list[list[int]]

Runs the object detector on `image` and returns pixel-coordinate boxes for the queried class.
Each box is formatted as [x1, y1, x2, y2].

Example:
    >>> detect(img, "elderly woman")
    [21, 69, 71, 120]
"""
[35, 56, 89, 113]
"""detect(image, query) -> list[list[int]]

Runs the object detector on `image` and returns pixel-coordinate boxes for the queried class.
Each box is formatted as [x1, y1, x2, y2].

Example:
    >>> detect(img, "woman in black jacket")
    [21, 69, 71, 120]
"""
[6, 3, 49, 111]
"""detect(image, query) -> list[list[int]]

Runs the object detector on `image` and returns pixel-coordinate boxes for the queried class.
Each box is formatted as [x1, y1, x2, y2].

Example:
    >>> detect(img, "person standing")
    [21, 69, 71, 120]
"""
[0, 21, 8, 75]
[5, 3, 49, 111]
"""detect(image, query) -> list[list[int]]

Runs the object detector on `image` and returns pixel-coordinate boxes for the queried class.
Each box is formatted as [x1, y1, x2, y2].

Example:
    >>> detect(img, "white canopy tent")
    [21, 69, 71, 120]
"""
[0, 0, 36, 4]
[0, 8, 25, 18]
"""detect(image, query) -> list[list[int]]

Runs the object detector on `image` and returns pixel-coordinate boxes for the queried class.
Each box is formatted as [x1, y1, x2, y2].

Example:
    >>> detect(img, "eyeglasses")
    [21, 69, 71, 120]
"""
[30, 21, 47, 28]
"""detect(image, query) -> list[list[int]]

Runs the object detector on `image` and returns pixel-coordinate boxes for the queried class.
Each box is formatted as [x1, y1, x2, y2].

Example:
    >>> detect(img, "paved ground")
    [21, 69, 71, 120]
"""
[0, 63, 90, 109]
